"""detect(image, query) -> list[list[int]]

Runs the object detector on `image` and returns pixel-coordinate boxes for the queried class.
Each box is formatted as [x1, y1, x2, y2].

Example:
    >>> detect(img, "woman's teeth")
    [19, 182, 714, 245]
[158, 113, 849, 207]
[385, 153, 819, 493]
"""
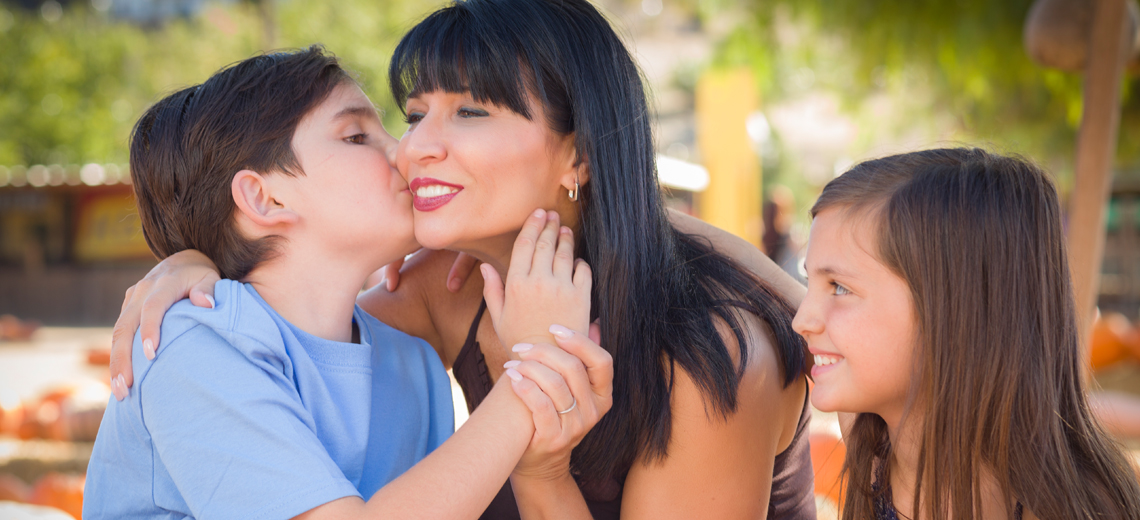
[415, 185, 459, 198]
[814, 354, 841, 366]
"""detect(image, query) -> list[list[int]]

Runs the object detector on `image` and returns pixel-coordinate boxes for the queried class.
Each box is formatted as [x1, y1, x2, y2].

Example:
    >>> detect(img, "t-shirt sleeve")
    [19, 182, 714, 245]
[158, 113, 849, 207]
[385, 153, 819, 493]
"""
[139, 324, 360, 520]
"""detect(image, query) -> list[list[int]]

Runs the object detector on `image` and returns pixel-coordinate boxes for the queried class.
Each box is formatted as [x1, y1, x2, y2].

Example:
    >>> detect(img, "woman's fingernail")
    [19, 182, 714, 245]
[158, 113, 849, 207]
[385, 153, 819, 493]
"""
[479, 264, 491, 279]
[504, 360, 521, 369]
[561, 226, 572, 235]
[549, 324, 574, 339]
[143, 339, 156, 361]
[111, 375, 128, 401]
[205, 294, 215, 308]
[533, 209, 545, 218]
[506, 368, 523, 382]
[512, 343, 533, 353]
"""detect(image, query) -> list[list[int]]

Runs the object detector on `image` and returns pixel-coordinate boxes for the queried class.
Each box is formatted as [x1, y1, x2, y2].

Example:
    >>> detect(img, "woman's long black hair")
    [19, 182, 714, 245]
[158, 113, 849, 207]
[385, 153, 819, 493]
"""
[390, 0, 806, 484]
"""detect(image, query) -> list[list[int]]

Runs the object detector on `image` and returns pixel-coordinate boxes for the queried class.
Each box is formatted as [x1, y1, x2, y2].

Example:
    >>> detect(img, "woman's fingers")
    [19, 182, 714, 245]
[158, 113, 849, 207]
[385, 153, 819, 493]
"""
[447, 253, 480, 293]
[511, 342, 595, 418]
[509, 209, 548, 277]
[550, 324, 613, 406]
[505, 370, 563, 436]
[503, 357, 576, 416]
[529, 211, 561, 276]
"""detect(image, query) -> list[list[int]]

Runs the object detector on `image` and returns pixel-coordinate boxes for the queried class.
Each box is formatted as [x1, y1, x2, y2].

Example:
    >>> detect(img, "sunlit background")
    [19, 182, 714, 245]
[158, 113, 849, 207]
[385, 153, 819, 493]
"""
[1, 0, 1139, 518]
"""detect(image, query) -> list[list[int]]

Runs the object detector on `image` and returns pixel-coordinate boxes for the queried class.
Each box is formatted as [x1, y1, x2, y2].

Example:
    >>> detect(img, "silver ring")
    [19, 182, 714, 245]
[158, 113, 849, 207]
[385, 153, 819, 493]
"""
[557, 398, 577, 415]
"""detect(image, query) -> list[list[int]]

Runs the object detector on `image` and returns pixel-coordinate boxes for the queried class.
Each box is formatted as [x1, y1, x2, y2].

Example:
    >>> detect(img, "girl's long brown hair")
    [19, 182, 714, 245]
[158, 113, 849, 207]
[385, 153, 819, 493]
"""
[813, 148, 1140, 519]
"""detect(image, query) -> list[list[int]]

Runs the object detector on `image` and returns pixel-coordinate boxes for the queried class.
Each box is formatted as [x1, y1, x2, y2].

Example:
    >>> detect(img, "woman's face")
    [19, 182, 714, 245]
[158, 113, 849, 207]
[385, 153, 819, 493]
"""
[396, 89, 580, 255]
[792, 208, 917, 425]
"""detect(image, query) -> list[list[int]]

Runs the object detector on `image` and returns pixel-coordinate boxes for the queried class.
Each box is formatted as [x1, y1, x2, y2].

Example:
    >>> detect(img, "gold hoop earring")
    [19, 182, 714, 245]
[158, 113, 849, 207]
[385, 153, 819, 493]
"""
[568, 178, 579, 201]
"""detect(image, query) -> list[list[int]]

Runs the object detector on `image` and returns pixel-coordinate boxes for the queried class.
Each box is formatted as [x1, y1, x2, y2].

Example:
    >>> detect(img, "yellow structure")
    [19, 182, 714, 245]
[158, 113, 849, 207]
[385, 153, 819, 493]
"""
[695, 68, 762, 248]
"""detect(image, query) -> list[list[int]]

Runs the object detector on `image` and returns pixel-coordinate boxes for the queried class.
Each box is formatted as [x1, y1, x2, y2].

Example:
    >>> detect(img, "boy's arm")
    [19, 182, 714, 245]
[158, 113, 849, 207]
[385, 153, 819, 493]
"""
[143, 325, 545, 520]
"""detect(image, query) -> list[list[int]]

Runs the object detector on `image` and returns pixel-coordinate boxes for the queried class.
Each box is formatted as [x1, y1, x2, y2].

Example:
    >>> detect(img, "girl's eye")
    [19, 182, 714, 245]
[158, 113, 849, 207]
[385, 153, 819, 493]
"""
[458, 107, 488, 118]
[345, 134, 367, 145]
[831, 282, 851, 296]
[404, 112, 424, 125]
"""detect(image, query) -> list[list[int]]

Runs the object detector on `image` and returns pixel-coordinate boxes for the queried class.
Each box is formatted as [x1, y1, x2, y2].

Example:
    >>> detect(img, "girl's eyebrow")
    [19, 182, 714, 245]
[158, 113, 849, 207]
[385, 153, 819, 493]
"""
[805, 263, 855, 279]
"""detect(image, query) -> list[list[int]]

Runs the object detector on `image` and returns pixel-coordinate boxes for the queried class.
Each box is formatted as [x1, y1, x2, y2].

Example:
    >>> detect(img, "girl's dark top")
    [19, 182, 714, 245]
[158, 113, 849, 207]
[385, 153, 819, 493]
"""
[452, 301, 818, 519]
[871, 471, 1024, 520]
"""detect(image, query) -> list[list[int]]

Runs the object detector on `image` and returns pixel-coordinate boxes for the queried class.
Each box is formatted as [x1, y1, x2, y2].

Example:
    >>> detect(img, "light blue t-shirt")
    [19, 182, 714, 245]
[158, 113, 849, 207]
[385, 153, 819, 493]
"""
[84, 280, 454, 520]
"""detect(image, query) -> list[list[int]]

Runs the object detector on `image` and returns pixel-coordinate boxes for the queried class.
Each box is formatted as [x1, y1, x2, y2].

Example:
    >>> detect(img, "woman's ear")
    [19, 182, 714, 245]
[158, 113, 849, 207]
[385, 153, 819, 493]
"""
[559, 148, 590, 193]
[231, 170, 299, 230]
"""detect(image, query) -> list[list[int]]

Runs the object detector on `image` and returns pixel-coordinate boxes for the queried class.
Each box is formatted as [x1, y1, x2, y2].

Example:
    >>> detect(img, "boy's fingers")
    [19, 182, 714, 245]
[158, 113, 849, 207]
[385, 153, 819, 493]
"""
[552, 227, 575, 280]
[447, 253, 479, 293]
[572, 259, 593, 295]
[509, 209, 547, 277]
[530, 211, 561, 275]
[480, 264, 506, 325]
[382, 256, 406, 292]
[588, 319, 601, 345]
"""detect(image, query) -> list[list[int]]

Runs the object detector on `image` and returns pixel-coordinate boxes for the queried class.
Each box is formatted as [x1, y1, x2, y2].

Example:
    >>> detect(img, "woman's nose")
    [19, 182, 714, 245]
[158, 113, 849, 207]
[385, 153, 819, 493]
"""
[401, 114, 446, 164]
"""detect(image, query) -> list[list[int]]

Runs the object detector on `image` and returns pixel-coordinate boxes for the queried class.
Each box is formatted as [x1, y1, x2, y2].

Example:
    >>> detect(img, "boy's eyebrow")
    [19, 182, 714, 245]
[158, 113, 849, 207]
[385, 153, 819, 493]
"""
[332, 105, 382, 122]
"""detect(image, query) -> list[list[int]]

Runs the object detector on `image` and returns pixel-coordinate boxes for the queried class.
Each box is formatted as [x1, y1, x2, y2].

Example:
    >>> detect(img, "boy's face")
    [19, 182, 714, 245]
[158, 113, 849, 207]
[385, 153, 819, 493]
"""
[283, 82, 416, 266]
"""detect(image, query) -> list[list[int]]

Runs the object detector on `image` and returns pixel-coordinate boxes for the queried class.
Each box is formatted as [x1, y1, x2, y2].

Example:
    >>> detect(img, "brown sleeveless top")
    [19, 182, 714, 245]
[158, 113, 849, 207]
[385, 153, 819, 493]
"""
[452, 301, 817, 519]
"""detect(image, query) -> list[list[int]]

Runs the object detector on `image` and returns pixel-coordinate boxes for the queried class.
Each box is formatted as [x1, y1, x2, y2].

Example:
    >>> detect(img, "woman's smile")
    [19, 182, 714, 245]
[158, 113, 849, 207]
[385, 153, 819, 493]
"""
[410, 177, 463, 211]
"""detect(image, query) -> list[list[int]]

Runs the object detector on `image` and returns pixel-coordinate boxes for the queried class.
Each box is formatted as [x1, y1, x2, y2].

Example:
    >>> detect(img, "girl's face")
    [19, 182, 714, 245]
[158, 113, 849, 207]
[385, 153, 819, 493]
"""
[395, 90, 580, 255]
[793, 208, 917, 424]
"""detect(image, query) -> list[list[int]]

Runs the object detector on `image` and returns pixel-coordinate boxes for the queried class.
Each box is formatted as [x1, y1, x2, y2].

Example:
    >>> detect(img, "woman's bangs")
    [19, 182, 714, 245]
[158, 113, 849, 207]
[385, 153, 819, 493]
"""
[389, 7, 534, 119]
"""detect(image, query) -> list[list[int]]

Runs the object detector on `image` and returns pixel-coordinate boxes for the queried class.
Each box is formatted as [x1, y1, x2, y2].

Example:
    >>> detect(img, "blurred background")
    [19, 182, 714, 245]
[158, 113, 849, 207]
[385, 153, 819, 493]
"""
[1, 0, 1139, 518]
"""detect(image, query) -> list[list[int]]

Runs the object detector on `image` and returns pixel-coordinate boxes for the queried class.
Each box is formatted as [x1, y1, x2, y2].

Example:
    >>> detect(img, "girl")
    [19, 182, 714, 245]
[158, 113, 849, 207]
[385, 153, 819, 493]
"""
[795, 148, 1140, 519]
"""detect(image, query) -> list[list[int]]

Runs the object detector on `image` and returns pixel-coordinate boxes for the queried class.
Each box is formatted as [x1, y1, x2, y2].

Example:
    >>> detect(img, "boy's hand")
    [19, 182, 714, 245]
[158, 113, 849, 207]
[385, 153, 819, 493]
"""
[378, 251, 478, 293]
[480, 209, 591, 350]
[110, 250, 220, 400]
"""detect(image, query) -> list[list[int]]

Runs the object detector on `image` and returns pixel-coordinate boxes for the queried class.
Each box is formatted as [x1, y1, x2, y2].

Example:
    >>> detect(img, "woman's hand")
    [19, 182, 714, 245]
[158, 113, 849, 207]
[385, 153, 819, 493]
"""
[480, 209, 592, 348]
[505, 321, 613, 481]
[109, 250, 220, 400]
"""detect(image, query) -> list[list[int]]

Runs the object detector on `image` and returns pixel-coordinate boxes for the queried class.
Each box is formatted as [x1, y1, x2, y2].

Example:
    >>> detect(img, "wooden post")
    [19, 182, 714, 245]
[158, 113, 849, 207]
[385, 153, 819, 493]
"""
[695, 69, 763, 248]
[1068, 0, 1131, 347]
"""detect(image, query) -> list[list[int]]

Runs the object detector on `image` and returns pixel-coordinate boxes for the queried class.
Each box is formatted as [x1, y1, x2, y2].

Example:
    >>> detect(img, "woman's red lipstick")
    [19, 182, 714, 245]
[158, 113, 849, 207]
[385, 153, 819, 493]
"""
[410, 177, 463, 212]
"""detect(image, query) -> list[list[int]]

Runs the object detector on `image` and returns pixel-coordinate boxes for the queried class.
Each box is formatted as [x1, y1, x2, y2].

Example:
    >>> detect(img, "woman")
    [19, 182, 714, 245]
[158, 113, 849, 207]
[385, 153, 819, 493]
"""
[112, 0, 814, 517]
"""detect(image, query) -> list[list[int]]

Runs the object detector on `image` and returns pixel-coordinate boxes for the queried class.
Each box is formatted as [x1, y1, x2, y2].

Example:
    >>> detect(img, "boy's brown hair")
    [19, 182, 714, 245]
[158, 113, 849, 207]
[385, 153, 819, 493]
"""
[129, 45, 352, 279]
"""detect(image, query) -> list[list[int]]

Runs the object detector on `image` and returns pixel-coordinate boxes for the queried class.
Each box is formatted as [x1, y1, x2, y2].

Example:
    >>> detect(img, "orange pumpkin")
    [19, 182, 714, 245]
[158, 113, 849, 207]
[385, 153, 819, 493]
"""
[809, 431, 847, 507]
[1089, 313, 1133, 371]
[0, 474, 30, 502]
[28, 473, 84, 520]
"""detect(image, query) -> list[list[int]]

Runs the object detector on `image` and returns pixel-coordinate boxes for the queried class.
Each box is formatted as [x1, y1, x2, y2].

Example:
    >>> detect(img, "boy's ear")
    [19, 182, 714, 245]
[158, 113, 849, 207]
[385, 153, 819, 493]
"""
[231, 170, 299, 229]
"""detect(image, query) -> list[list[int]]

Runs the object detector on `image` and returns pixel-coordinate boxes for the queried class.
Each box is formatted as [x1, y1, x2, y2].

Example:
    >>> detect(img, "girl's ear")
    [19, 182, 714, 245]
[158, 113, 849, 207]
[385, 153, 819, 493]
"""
[231, 170, 299, 229]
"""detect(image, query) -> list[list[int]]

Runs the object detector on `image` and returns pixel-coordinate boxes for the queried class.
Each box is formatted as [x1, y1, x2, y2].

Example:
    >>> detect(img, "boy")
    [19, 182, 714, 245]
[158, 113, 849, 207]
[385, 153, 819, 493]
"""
[84, 46, 579, 520]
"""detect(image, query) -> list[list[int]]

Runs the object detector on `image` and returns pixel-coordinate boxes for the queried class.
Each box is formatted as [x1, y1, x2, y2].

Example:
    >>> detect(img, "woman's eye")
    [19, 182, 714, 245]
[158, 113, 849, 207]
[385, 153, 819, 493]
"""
[831, 282, 851, 296]
[345, 134, 367, 145]
[404, 112, 424, 125]
[458, 107, 488, 118]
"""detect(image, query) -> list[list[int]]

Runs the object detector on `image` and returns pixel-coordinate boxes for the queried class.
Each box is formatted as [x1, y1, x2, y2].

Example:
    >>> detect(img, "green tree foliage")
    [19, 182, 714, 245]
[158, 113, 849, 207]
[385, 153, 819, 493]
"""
[710, 0, 1137, 185]
[0, 0, 445, 167]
